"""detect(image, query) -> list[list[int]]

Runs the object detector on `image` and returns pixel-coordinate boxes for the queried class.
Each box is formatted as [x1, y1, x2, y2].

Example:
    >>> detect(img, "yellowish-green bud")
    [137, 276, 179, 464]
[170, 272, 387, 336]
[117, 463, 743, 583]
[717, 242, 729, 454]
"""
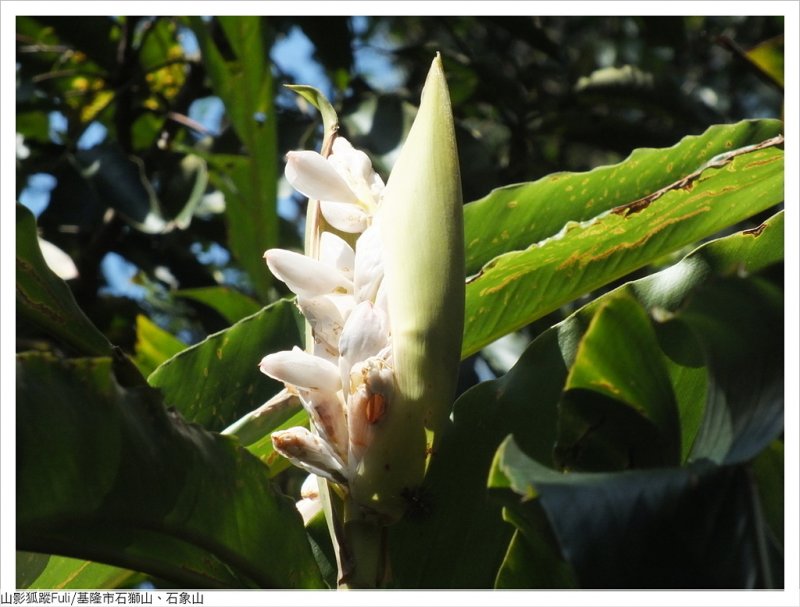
[349, 54, 465, 519]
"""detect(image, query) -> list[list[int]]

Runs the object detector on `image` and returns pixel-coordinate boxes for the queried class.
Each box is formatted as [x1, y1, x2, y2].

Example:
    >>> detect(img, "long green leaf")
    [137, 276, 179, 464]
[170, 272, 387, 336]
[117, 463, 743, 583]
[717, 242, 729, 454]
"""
[148, 299, 302, 431]
[16, 204, 112, 356]
[190, 17, 278, 301]
[463, 119, 781, 275]
[17, 353, 324, 589]
[462, 127, 783, 357]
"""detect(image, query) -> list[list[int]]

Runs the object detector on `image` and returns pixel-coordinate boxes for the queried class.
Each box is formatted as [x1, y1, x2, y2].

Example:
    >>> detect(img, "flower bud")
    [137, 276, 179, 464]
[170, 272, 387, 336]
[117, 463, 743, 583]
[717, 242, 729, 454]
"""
[349, 54, 465, 519]
[271, 427, 347, 483]
[259, 347, 341, 393]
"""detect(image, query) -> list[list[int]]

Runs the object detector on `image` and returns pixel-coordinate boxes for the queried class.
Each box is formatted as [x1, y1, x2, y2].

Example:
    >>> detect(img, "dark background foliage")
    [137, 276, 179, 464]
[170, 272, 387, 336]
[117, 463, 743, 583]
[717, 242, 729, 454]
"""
[15, 16, 783, 363]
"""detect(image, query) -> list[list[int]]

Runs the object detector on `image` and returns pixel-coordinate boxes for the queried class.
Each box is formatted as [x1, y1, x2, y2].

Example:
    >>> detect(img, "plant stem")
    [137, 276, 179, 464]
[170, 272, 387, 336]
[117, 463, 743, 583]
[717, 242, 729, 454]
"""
[338, 498, 386, 589]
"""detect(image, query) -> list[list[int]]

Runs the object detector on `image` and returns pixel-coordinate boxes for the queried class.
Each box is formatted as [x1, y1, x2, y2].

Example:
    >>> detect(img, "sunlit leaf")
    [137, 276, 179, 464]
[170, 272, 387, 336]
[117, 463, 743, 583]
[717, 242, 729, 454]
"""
[555, 291, 682, 471]
[148, 299, 302, 431]
[462, 128, 783, 357]
[174, 286, 262, 325]
[17, 552, 141, 590]
[133, 314, 186, 377]
[463, 120, 781, 275]
[746, 35, 784, 88]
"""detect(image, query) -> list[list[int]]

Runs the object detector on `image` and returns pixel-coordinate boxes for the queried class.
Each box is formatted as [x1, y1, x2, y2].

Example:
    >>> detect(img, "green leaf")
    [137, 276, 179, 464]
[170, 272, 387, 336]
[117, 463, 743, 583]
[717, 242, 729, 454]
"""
[285, 84, 339, 134]
[493, 510, 577, 589]
[191, 17, 278, 301]
[388, 323, 571, 587]
[16, 204, 112, 356]
[463, 119, 781, 275]
[18, 553, 140, 590]
[681, 273, 783, 465]
[17, 352, 324, 589]
[462, 122, 784, 357]
[133, 314, 187, 377]
[148, 299, 302, 431]
[490, 437, 766, 588]
[174, 286, 262, 325]
[555, 291, 682, 471]
[746, 36, 784, 88]
[390, 213, 782, 587]
[752, 439, 784, 540]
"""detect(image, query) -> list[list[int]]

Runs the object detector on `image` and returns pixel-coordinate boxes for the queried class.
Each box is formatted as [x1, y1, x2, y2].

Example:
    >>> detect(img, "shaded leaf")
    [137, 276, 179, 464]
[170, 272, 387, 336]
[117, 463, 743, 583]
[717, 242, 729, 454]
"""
[493, 509, 577, 589]
[752, 439, 784, 540]
[148, 299, 302, 431]
[556, 292, 682, 471]
[17, 353, 324, 589]
[157, 153, 209, 230]
[16, 204, 112, 356]
[491, 437, 763, 588]
[74, 143, 167, 233]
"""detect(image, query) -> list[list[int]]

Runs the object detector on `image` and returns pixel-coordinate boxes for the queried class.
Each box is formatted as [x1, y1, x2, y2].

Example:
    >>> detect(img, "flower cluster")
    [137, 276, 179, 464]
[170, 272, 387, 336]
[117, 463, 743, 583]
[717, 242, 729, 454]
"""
[259, 136, 393, 500]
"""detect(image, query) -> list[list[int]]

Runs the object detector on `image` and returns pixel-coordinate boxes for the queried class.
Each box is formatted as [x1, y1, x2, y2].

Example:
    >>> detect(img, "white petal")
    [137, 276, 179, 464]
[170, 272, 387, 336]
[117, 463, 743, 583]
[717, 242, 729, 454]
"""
[319, 200, 370, 233]
[339, 301, 390, 391]
[296, 497, 323, 525]
[284, 150, 359, 205]
[38, 238, 78, 280]
[300, 474, 320, 499]
[353, 220, 384, 302]
[319, 232, 355, 279]
[259, 347, 341, 392]
[329, 138, 385, 206]
[299, 388, 349, 460]
[265, 248, 352, 298]
[298, 295, 347, 357]
[272, 427, 346, 483]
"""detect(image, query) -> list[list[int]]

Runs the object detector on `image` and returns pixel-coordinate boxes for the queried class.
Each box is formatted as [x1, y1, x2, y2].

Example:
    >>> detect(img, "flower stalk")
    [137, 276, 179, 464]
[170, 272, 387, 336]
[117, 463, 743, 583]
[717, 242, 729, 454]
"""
[260, 54, 463, 588]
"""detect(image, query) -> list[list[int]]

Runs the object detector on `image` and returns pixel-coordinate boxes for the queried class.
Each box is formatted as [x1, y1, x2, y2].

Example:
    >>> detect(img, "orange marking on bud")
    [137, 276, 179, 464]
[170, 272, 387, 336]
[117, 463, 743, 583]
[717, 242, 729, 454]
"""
[365, 392, 386, 424]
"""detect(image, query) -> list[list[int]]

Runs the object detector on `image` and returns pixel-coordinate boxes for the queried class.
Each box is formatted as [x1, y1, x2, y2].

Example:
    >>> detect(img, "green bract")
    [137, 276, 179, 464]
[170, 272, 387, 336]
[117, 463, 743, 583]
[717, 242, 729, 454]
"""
[351, 55, 465, 518]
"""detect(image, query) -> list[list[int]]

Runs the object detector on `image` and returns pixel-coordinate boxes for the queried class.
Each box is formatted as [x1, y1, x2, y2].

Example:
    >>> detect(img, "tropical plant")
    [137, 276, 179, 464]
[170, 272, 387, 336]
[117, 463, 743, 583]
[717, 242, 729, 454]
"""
[15, 15, 784, 590]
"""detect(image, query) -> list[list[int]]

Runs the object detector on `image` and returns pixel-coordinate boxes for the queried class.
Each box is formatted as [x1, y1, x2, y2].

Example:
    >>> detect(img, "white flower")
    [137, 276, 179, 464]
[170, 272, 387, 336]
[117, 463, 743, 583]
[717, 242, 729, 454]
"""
[283, 137, 385, 233]
[264, 136, 394, 503]
[264, 56, 463, 524]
